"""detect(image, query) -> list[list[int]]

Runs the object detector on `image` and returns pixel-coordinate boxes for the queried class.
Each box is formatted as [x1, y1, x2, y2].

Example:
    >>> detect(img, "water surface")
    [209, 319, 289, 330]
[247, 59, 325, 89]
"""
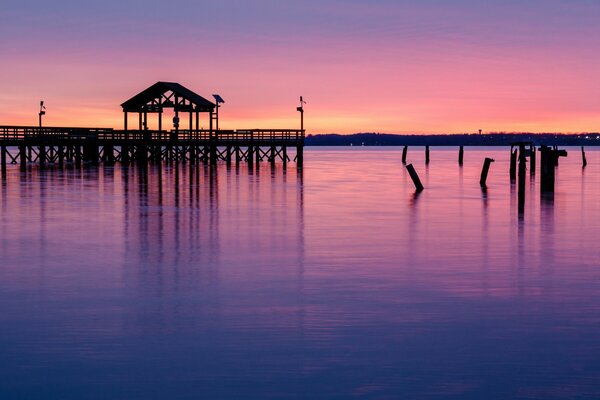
[0, 147, 599, 399]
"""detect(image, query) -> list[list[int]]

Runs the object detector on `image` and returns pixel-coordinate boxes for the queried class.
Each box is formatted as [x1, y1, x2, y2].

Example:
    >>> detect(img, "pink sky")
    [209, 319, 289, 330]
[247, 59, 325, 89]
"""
[0, 1, 598, 134]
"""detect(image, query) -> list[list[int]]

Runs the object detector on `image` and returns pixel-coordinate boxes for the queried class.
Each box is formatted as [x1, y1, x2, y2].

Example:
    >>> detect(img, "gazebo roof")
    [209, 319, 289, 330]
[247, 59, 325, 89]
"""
[121, 82, 215, 112]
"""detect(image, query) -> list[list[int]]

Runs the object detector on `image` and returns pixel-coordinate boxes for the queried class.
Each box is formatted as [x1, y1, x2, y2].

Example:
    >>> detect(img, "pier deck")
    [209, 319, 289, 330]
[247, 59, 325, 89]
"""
[0, 126, 305, 170]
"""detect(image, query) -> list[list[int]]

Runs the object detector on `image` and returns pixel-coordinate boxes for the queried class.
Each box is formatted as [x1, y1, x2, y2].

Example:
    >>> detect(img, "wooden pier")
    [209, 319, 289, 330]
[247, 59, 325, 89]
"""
[0, 126, 304, 171]
[0, 81, 305, 172]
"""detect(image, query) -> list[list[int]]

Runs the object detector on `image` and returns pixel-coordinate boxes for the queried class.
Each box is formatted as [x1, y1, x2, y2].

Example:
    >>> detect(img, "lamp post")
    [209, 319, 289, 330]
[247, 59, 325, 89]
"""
[296, 96, 305, 133]
[39, 100, 46, 128]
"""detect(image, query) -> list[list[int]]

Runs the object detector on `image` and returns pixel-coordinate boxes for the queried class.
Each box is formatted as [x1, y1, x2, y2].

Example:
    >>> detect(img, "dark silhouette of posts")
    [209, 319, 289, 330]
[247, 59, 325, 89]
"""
[0, 146, 6, 177]
[406, 163, 424, 192]
[509, 146, 517, 181]
[19, 145, 26, 171]
[402, 146, 407, 164]
[480, 158, 495, 187]
[581, 146, 587, 167]
[458, 146, 464, 166]
[425, 145, 430, 164]
[517, 144, 527, 213]
[540, 145, 567, 193]
[529, 144, 536, 175]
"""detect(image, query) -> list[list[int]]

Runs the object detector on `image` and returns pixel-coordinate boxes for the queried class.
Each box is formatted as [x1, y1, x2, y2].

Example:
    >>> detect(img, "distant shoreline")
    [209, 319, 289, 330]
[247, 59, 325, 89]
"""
[305, 133, 600, 146]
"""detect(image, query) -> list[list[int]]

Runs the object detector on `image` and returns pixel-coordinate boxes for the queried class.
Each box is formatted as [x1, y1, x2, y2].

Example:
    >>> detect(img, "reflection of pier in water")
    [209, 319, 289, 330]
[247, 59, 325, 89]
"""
[115, 163, 305, 330]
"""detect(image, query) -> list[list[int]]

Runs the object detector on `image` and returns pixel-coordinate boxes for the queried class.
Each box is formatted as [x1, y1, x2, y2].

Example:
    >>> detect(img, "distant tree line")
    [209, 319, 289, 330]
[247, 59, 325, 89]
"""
[305, 132, 600, 146]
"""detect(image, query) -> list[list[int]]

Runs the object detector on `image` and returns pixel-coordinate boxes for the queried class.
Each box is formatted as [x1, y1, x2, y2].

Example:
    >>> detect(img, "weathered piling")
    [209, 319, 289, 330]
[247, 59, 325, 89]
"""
[540, 145, 567, 192]
[406, 163, 424, 192]
[58, 146, 64, 168]
[1, 145, 6, 177]
[480, 158, 495, 187]
[581, 146, 587, 167]
[425, 145, 430, 164]
[517, 144, 527, 213]
[19, 145, 26, 171]
[458, 146, 464, 166]
[402, 146, 407, 164]
[529, 144, 536, 175]
[509, 147, 517, 181]
[39, 146, 46, 169]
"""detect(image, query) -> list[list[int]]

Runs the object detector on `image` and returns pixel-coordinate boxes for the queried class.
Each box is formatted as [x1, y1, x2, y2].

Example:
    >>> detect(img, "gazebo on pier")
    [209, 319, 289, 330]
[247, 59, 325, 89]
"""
[120, 81, 217, 134]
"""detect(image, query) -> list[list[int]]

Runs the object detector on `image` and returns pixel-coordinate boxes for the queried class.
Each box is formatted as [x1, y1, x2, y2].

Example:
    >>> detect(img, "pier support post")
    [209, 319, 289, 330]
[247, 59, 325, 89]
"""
[530, 144, 536, 175]
[458, 145, 464, 166]
[58, 146, 64, 168]
[283, 147, 288, 168]
[1, 145, 6, 177]
[270, 145, 276, 166]
[19, 145, 27, 171]
[402, 146, 407, 164]
[296, 145, 303, 168]
[226, 146, 232, 166]
[425, 145, 430, 165]
[248, 146, 254, 168]
[39, 146, 46, 169]
[406, 163, 424, 192]
[582, 146, 587, 167]
[210, 145, 217, 165]
[121, 144, 129, 165]
[480, 158, 495, 187]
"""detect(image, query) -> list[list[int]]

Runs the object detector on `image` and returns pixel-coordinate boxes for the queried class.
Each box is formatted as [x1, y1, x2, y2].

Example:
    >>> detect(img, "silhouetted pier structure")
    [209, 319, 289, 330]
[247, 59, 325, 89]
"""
[0, 82, 305, 173]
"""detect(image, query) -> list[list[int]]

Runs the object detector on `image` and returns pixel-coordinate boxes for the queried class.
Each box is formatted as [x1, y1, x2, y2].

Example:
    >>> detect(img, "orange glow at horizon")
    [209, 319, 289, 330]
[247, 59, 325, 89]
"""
[1, 1, 599, 134]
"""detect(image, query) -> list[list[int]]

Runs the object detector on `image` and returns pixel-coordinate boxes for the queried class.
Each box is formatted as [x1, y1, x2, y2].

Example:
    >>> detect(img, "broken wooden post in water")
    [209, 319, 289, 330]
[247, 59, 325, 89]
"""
[480, 158, 495, 187]
[402, 146, 407, 164]
[406, 163, 424, 192]
[540, 145, 567, 193]
[509, 146, 517, 181]
[581, 146, 587, 167]
[517, 144, 527, 214]
[458, 145, 464, 166]
[529, 144, 536, 175]
[425, 145, 430, 165]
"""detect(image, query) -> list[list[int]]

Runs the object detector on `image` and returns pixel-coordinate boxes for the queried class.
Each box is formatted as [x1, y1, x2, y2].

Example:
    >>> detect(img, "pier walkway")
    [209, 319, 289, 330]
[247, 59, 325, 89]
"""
[0, 126, 304, 171]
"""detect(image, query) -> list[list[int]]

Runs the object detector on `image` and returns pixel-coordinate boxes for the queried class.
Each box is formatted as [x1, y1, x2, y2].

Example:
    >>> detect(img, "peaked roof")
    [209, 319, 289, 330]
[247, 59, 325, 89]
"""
[121, 81, 215, 112]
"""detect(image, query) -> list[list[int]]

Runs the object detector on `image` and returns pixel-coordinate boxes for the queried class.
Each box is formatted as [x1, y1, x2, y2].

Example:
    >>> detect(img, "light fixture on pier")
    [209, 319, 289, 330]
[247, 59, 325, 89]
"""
[39, 100, 46, 128]
[212, 94, 225, 131]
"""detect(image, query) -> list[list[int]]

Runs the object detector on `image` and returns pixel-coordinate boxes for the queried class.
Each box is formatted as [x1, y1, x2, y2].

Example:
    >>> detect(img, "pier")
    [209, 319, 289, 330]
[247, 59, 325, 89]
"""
[0, 82, 305, 172]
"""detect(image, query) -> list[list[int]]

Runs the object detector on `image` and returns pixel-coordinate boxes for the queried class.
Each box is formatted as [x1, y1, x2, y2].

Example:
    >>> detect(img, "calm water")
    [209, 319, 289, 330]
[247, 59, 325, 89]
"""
[0, 147, 599, 399]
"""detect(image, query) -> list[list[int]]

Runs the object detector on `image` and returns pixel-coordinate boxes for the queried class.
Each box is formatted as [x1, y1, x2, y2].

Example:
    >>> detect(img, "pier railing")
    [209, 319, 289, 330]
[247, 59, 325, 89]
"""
[0, 126, 304, 144]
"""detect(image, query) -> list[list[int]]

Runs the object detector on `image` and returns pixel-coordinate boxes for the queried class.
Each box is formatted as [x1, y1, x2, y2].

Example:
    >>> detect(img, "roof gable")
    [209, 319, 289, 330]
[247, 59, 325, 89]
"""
[121, 82, 215, 112]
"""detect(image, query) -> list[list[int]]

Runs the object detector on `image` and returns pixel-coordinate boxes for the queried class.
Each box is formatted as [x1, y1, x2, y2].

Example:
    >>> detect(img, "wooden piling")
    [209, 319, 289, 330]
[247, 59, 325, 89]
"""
[39, 146, 46, 169]
[581, 146, 587, 167]
[518, 144, 527, 213]
[402, 146, 407, 164]
[458, 145, 464, 166]
[529, 144, 536, 175]
[480, 158, 495, 187]
[19, 145, 27, 171]
[425, 145, 430, 165]
[296, 145, 303, 168]
[406, 163, 424, 192]
[1, 146, 6, 177]
[509, 147, 517, 181]
[58, 146, 64, 168]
